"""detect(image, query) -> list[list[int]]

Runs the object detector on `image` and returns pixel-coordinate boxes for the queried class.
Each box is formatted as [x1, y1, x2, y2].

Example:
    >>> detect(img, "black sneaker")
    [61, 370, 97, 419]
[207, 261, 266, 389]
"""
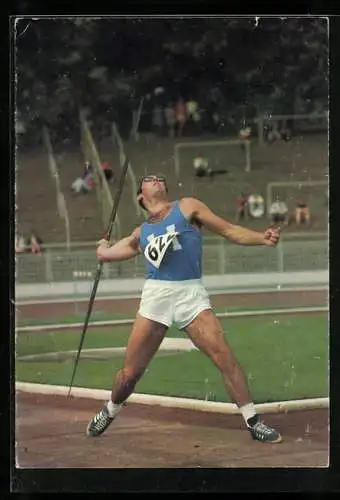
[249, 421, 282, 443]
[86, 405, 114, 437]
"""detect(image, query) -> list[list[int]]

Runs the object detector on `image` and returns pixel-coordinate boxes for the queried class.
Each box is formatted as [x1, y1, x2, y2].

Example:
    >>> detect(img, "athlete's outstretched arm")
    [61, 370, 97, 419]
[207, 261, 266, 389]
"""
[96, 227, 141, 262]
[181, 198, 280, 246]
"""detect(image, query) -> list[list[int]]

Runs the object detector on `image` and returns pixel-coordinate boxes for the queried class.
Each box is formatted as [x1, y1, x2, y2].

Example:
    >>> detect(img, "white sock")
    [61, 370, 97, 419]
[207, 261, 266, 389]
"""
[239, 402, 257, 427]
[106, 400, 123, 417]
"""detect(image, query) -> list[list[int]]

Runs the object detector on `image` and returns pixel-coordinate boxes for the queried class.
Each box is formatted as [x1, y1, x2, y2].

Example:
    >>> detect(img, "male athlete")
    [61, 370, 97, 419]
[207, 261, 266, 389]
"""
[87, 175, 282, 443]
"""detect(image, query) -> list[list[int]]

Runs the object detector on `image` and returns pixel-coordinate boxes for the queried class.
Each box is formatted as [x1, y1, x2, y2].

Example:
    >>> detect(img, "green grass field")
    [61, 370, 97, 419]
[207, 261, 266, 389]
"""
[16, 313, 329, 404]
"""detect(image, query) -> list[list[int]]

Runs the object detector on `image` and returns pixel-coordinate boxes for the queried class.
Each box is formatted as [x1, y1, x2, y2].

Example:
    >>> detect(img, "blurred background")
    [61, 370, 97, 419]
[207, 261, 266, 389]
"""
[14, 16, 328, 288]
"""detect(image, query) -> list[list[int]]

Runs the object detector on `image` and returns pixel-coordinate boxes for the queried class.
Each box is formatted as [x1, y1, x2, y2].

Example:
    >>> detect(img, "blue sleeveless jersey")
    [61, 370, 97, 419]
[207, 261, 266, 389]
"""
[139, 201, 202, 281]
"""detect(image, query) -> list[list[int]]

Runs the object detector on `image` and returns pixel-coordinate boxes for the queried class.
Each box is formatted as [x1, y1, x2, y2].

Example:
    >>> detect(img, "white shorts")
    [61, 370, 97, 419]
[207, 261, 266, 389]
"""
[138, 279, 212, 330]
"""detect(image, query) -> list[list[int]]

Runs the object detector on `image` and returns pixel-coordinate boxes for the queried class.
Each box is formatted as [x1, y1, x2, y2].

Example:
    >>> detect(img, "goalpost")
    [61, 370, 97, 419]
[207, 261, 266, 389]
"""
[174, 139, 251, 179]
[255, 112, 328, 145]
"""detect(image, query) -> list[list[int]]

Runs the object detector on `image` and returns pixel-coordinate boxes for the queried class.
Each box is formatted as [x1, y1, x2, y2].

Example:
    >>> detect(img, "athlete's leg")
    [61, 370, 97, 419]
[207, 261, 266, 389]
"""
[86, 315, 167, 436]
[184, 309, 251, 406]
[111, 315, 168, 404]
[183, 309, 282, 443]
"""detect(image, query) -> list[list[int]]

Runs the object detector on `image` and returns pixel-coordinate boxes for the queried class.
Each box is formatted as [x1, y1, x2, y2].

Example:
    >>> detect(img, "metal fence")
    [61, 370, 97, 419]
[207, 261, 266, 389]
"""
[16, 238, 328, 285]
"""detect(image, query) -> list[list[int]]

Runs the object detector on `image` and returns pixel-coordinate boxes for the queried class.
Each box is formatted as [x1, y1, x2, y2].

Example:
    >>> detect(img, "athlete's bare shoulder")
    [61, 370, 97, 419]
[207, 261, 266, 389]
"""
[179, 197, 204, 227]
[179, 197, 202, 217]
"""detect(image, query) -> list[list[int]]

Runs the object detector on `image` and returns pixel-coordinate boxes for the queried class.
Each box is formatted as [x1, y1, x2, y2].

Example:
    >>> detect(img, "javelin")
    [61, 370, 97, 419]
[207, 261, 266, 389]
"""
[67, 156, 130, 397]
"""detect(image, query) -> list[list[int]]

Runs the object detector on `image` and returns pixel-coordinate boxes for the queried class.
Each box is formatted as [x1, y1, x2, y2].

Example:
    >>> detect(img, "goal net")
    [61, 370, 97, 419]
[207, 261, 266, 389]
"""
[174, 139, 251, 179]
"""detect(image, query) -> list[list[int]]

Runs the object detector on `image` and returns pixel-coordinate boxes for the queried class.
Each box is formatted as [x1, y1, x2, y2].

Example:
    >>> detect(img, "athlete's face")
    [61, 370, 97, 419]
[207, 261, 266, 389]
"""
[141, 175, 167, 197]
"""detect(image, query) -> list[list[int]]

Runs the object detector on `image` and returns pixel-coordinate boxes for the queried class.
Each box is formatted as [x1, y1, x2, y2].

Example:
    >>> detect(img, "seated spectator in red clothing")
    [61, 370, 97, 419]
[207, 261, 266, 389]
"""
[175, 98, 187, 137]
[236, 193, 248, 222]
[83, 171, 94, 190]
[101, 161, 114, 182]
[30, 231, 43, 255]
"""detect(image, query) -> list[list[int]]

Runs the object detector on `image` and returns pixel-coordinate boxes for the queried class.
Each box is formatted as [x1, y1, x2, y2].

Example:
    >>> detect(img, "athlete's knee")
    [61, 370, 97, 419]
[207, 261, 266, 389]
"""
[213, 349, 234, 370]
[207, 341, 238, 371]
[119, 366, 144, 385]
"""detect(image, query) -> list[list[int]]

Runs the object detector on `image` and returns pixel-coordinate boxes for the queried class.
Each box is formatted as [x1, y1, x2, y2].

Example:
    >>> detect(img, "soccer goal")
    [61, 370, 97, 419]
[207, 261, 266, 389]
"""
[256, 111, 328, 142]
[266, 180, 328, 228]
[174, 139, 251, 179]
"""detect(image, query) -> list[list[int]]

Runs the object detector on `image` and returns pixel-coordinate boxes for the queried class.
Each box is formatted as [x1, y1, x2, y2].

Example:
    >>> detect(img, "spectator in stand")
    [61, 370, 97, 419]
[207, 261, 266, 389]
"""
[268, 198, 289, 226]
[30, 231, 43, 255]
[15, 234, 26, 254]
[154, 86, 165, 97]
[152, 105, 164, 137]
[164, 103, 176, 138]
[192, 108, 202, 135]
[72, 161, 94, 194]
[72, 176, 92, 193]
[84, 167, 94, 189]
[83, 161, 93, 179]
[175, 97, 187, 137]
[280, 120, 292, 142]
[295, 198, 311, 227]
[266, 123, 281, 143]
[186, 97, 198, 118]
[239, 126, 252, 140]
[186, 97, 199, 134]
[193, 155, 228, 180]
[101, 161, 114, 183]
[212, 111, 221, 133]
[193, 155, 211, 178]
[247, 194, 265, 220]
[238, 125, 252, 153]
[236, 193, 248, 222]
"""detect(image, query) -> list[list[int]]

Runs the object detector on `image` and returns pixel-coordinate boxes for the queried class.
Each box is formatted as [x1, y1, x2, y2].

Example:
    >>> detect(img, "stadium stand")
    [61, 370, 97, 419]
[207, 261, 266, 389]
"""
[17, 132, 328, 244]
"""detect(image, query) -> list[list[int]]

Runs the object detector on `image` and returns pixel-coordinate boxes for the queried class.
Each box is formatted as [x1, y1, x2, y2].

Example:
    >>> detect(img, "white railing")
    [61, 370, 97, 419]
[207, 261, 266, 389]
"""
[15, 238, 328, 285]
[42, 126, 71, 251]
[79, 110, 122, 240]
[111, 122, 143, 218]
